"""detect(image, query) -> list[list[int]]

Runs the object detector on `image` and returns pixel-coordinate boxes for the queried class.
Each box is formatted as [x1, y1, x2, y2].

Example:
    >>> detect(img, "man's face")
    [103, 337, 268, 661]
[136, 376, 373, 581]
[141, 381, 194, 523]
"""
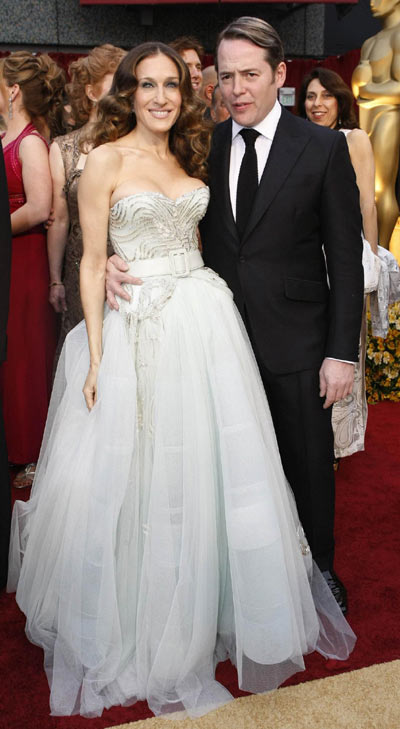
[180, 48, 202, 92]
[217, 38, 286, 127]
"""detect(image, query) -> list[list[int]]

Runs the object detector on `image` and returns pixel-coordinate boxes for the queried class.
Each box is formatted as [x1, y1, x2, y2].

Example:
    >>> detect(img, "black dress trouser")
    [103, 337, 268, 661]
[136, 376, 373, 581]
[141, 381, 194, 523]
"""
[257, 361, 336, 572]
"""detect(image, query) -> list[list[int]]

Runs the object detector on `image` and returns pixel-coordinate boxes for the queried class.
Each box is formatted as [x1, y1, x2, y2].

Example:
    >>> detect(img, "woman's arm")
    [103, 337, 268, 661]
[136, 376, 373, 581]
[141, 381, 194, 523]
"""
[78, 144, 119, 410]
[47, 141, 69, 312]
[346, 129, 378, 253]
[11, 135, 52, 235]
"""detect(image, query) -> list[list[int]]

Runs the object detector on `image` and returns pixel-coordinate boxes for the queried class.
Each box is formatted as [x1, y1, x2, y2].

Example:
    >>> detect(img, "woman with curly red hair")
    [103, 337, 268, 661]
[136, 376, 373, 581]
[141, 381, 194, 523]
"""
[0, 52, 65, 487]
[9, 43, 355, 719]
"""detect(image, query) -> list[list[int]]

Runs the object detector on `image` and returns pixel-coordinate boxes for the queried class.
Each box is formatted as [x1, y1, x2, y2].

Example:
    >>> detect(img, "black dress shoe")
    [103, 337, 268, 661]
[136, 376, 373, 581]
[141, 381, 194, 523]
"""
[321, 570, 348, 614]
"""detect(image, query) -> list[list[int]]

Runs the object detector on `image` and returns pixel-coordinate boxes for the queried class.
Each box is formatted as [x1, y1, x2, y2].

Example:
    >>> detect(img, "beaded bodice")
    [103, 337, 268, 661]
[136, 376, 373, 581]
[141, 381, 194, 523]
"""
[106, 186, 231, 327]
[108, 187, 209, 261]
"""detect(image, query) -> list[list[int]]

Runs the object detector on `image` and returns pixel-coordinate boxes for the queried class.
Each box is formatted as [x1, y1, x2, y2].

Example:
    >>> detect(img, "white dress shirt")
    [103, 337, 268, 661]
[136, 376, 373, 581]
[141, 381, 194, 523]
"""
[229, 99, 281, 220]
[229, 100, 354, 367]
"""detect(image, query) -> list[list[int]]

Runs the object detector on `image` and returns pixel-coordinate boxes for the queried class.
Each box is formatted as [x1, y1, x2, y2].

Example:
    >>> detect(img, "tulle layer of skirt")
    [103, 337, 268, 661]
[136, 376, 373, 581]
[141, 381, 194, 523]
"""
[8, 270, 356, 718]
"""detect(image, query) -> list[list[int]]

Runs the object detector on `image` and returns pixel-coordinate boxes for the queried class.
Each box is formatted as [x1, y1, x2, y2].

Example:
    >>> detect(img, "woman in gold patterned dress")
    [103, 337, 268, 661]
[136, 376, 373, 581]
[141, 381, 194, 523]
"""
[48, 44, 126, 363]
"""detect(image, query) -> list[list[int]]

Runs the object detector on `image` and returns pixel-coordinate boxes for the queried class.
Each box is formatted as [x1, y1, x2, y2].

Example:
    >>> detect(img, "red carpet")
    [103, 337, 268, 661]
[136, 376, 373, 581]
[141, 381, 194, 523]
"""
[1, 401, 399, 729]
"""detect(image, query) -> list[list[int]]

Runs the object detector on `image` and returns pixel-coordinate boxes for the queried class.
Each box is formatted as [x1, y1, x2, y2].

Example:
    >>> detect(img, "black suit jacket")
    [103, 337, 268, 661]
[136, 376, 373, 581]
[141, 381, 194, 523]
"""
[200, 109, 364, 375]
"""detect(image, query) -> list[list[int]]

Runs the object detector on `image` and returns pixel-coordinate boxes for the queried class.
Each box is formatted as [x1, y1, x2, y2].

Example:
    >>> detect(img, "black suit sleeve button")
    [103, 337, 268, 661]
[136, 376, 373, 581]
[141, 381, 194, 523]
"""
[239, 255, 246, 263]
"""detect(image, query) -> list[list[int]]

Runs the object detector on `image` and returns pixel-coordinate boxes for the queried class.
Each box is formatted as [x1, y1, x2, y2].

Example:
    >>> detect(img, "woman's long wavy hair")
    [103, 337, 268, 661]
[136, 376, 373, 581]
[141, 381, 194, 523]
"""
[88, 42, 211, 181]
[0, 52, 66, 138]
[67, 44, 126, 128]
[297, 67, 358, 131]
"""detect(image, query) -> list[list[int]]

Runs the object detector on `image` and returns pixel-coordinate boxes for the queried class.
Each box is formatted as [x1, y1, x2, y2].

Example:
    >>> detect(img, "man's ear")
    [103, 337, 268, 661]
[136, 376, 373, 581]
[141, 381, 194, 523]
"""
[275, 62, 287, 89]
[205, 83, 214, 103]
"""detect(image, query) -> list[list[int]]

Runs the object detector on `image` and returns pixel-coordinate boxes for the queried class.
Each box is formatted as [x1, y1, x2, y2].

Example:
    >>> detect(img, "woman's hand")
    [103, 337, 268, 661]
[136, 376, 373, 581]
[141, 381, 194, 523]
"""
[83, 363, 100, 411]
[49, 282, 67, 313]
[44, 207, 56, 230]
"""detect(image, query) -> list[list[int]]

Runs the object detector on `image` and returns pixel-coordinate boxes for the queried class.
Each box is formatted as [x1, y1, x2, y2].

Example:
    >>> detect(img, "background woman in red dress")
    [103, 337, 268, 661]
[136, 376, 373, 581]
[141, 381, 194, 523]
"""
[0, 52, 65, 487]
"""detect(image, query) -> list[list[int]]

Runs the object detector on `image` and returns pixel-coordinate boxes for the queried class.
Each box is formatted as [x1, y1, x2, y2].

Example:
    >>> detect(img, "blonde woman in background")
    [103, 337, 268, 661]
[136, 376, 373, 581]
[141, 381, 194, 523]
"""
[48, 44, 126, 362]
[0, 52, 65, 488]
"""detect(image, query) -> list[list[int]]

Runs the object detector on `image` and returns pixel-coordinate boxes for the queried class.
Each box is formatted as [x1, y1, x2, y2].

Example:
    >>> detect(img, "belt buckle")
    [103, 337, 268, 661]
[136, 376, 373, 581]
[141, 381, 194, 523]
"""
[169, 248, 190, 277]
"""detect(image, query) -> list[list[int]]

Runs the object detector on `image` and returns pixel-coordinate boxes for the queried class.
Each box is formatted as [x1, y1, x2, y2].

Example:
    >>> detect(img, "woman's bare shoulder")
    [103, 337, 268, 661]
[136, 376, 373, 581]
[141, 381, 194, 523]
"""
[89, 142, 121, 162]
[345, 128, 371, 149]
[18, 132, 48, 155]
[84, 143, 124, 177]
[345, 128, 374, 176]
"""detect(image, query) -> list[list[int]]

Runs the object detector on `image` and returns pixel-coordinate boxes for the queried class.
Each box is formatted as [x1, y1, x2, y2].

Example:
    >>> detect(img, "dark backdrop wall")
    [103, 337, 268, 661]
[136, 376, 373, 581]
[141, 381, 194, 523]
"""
[324, 0, 380, 56]
[0, 0, 326, 56]
[0, 1, 383, 59]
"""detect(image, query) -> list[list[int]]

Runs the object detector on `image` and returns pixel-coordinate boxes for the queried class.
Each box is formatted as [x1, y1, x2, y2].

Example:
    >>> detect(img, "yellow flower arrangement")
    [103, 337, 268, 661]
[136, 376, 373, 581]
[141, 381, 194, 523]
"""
[366, 301, 400, 403]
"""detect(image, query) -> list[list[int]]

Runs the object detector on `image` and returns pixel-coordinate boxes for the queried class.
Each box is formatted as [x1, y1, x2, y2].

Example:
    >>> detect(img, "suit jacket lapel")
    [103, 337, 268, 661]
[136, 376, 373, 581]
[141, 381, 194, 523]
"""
[211, 120, 240, 246]
[241, 109, 311, 245]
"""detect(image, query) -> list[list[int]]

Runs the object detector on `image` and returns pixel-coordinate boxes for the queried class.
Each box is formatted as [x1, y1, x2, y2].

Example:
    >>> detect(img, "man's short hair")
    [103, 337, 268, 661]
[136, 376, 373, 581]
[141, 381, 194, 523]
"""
[170, 36, 204, 60]
[215, 16, 284, 72]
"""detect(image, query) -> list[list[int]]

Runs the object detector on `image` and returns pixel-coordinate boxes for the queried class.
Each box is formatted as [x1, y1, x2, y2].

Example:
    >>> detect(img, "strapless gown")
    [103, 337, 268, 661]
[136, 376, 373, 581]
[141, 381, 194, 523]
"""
[8, 188, 355, 718]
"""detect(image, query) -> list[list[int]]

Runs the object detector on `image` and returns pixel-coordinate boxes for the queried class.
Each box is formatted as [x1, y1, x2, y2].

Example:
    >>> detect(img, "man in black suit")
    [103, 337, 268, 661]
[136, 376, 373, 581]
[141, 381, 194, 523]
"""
[199, 17, 363, 610]
[0, 141, 12, 590]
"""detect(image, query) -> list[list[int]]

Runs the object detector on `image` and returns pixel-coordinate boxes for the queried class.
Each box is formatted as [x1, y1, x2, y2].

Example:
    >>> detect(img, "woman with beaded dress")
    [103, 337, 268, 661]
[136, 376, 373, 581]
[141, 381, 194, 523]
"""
[0, 52, 65, 487]
[48, 45, 126, 365]
[8, 43, 356, 720]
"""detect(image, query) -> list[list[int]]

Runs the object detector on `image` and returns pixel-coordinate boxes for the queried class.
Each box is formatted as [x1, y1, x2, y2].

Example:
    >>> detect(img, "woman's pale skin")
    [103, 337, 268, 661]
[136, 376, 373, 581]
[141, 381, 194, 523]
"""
[78, 53, 205, 411]
[305, 77, 378, 252]
[48, 72, 114, 313]
[0, 77, 52, 234]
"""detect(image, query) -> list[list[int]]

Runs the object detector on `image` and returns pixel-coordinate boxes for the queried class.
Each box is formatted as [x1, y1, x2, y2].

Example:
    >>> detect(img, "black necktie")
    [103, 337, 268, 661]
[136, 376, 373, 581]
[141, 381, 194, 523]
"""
[236, 128, 260, 240]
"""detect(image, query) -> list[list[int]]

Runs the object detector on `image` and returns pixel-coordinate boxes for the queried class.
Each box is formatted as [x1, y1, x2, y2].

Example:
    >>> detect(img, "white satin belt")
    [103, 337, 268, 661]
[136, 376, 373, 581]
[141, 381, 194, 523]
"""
[128, 248, 204, 278]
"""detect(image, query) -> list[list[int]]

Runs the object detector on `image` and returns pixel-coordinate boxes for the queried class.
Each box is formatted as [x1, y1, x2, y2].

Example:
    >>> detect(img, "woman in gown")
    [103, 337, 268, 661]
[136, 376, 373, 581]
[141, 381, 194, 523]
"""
[8, 43, 356, 719]
[48, 45, 126, 366]
[0, 52, 65, 487]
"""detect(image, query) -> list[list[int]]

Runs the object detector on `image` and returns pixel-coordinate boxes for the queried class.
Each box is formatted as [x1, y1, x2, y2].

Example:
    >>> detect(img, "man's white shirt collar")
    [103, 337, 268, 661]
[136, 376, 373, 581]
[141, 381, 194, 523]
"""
[231, 99, 282, 142]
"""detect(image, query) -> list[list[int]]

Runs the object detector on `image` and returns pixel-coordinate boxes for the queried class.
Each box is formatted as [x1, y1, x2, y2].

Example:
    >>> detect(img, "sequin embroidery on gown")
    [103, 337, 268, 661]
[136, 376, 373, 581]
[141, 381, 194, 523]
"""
[8, 188, 356, 718]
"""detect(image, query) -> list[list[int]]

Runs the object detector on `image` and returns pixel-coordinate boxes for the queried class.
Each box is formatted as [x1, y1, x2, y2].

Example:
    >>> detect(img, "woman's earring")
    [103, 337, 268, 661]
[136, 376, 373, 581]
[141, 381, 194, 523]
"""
[8, 96, 13, 120]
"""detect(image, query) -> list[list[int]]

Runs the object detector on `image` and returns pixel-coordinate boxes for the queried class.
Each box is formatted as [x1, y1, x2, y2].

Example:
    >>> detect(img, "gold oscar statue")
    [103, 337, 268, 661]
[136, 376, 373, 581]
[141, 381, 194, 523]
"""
[352, 0, 400, 254]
